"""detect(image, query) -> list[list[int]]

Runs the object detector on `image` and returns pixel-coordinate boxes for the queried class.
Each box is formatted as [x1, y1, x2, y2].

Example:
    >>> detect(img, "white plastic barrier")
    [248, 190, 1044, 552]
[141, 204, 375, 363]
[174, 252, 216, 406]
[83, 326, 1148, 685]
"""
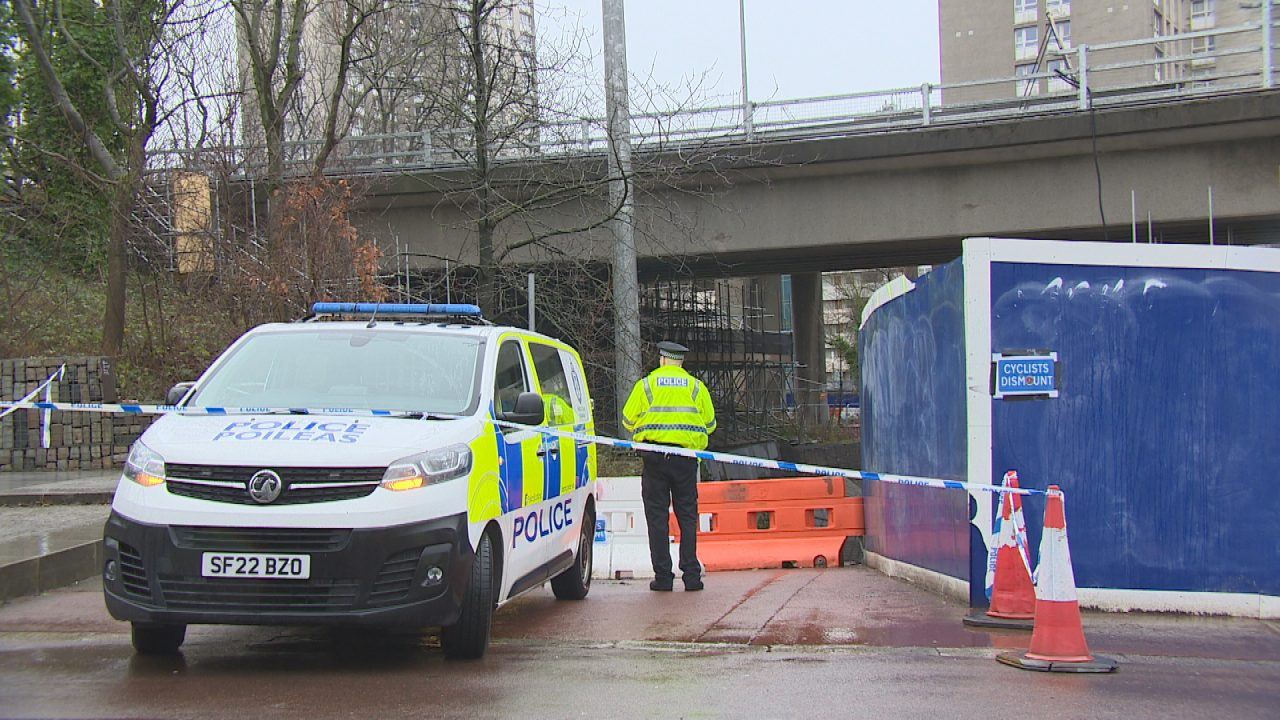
[592, 476, 679, 580]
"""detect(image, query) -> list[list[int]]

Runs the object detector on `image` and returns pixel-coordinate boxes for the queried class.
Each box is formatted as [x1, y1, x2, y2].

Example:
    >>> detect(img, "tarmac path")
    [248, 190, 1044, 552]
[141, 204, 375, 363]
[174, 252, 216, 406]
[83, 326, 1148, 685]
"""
[1, 568, 1277, 719]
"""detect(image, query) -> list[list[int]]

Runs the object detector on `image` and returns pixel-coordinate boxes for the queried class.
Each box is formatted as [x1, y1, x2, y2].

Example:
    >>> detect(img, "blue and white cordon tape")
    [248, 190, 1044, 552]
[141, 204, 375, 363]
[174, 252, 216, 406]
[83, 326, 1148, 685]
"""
[484, 419, 1047, 498]
[1, 400, 416, 418]
[2, 369, 1045, 498]
[0, 364, 66, 449]
[0, 365, 64, 423]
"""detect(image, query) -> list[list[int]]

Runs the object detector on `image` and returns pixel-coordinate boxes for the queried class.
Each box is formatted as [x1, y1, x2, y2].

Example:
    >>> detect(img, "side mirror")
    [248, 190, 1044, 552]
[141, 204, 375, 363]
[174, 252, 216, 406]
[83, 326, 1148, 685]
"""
[167, 382, 195, 406]
[501, 391, 545, 426]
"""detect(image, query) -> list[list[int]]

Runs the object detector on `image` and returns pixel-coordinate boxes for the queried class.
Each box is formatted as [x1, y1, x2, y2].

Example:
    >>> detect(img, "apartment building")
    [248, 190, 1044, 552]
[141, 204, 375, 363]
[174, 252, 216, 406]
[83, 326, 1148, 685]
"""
[1185, 0, 1275, 85]
[939, 1, 1276, 103]
[820, 268, 928, 398]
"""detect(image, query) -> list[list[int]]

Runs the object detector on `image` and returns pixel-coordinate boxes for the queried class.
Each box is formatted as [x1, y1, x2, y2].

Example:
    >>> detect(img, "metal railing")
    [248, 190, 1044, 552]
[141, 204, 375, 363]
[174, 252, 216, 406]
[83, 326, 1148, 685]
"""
[150, 10, 1279, 178]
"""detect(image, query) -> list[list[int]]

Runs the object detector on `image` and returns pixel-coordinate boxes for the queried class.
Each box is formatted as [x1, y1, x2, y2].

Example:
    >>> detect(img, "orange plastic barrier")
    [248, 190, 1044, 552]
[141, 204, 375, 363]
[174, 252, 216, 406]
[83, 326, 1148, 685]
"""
[697, 476, 848, 504]
[671, 476, 864, 571]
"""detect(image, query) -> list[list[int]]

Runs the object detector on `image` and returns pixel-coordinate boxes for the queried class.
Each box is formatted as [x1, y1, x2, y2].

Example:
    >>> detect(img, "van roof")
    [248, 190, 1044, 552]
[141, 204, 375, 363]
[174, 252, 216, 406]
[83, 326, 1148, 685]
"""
[246, 320, 570, 347]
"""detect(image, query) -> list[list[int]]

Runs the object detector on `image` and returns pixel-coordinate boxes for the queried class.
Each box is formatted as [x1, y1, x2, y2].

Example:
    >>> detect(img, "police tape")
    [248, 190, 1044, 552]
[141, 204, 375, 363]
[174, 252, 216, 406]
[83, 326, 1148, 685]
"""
[484, 418, 1047, 498]
[0, 365, 65, 423]
[0, 400, 411, 417]
[0, 397, 1046, 498]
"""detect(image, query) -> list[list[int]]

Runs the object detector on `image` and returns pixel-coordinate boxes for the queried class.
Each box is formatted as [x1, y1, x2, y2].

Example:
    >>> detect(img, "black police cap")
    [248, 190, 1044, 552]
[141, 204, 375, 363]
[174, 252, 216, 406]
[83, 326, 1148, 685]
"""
[657, 341, 689, 359]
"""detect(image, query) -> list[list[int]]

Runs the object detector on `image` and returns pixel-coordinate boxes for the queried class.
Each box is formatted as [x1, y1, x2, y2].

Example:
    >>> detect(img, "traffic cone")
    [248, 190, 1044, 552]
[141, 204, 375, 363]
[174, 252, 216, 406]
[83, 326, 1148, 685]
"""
[997, 486, 1118, 673]
[964, 471, 1035, 630]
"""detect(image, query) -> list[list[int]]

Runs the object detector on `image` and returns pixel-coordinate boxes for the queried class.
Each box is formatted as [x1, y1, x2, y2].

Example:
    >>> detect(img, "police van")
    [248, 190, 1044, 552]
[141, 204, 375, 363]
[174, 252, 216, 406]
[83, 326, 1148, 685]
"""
[103, 303, 597, 658]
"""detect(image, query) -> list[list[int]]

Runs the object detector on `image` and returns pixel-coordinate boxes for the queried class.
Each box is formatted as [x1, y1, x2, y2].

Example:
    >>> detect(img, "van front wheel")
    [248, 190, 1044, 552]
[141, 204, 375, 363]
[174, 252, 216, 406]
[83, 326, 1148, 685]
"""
[131, 622, 186, 655]
[440, 532, 495, 660]
[551, 508, 594, 600]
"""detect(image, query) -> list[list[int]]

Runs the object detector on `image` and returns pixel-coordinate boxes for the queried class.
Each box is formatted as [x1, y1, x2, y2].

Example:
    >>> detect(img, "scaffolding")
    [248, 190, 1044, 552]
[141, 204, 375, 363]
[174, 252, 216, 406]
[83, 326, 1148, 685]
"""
[388, 257, 795, 446]
[640, 277, 794, 445]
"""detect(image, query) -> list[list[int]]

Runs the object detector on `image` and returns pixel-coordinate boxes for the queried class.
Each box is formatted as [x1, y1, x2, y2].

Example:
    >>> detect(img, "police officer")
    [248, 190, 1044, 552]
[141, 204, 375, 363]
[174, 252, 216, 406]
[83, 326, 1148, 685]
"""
[622, 341, 717, 591]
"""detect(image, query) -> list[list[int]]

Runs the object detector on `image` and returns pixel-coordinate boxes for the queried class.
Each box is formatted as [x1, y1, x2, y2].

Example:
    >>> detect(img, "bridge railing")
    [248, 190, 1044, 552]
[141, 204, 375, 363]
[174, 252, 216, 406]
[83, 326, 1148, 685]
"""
[148, 11, 1279, 177]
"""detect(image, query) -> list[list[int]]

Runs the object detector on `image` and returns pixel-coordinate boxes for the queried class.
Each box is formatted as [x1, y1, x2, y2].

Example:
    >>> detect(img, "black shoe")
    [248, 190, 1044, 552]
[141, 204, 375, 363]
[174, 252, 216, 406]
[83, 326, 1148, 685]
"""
[683, 575, 704, 592]
[649, 578, 673, 592]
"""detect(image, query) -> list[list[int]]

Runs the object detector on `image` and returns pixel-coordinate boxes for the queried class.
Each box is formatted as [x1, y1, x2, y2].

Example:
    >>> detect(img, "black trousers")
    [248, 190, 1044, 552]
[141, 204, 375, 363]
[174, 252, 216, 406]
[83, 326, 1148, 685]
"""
[641, 451, 701, 580]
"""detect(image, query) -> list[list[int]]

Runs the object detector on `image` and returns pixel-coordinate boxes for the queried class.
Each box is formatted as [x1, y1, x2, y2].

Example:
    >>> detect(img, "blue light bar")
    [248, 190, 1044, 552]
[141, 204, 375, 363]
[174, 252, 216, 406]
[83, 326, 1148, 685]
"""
[311, 302, 484, 317]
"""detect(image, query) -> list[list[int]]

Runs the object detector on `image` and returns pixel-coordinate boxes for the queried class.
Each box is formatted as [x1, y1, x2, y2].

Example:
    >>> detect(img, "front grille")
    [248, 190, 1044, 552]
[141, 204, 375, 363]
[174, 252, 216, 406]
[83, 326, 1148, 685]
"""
[118, 543, 152, 599]
[368, 547, 424, 606]
[158, 576, 360, 612]
[165, 464, 384, 505]
[170, 526, 351, 553]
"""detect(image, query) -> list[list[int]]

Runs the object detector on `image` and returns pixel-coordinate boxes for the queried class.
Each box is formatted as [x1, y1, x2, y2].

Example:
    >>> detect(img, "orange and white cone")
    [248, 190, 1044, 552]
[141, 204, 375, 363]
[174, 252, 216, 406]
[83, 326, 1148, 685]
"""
[997, 485, 1118, 672]
[965, 471, 1036, 630]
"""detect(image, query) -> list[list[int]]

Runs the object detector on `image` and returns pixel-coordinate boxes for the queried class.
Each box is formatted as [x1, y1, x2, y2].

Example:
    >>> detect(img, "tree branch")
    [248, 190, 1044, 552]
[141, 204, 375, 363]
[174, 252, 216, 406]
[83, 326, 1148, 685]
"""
[11, 0, 124, 181]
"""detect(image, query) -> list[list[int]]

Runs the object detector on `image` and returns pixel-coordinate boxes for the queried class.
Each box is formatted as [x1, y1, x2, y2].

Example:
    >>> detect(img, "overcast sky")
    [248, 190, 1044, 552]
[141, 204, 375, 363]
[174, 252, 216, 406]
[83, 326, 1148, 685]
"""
[540, 0, 941, 107]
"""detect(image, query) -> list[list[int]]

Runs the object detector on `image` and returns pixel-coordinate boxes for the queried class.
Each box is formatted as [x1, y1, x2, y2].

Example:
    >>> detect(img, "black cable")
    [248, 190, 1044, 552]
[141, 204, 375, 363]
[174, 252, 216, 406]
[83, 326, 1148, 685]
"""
[1089, 101, 1109, 241]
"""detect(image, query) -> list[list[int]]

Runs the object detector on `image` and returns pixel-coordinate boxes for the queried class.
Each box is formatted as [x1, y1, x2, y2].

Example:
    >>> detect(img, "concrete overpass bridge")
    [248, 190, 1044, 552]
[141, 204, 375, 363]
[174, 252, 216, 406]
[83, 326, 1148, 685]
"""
[155, 20, 1279, 283]
[354, 89, 1280, 279]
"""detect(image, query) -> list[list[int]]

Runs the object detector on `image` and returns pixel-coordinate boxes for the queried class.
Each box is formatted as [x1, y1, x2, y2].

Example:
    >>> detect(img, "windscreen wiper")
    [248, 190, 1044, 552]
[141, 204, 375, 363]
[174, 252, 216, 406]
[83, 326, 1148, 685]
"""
[394, 411, 460, 421]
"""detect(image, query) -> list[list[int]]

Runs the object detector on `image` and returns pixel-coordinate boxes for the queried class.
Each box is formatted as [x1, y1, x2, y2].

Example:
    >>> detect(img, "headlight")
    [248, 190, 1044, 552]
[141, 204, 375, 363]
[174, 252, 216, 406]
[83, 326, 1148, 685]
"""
[381, 444, 473, 491]
[123, 441, 166, 487]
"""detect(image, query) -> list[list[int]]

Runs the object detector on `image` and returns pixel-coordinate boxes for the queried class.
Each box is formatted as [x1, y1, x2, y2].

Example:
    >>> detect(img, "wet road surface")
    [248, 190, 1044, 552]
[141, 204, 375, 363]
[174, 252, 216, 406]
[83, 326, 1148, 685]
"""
[1, 569, 1277, 719]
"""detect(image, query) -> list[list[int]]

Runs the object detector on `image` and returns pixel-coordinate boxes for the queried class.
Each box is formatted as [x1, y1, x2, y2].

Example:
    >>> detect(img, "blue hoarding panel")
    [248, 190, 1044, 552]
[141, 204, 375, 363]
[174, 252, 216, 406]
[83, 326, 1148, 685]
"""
[989, 262, 1280, 595]
[861, 260, 970, 582]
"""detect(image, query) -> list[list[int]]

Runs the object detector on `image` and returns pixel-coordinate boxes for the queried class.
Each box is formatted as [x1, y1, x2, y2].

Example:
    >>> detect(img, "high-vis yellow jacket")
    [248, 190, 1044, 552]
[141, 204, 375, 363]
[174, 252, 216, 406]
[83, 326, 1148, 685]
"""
[621, 365, 717, 450]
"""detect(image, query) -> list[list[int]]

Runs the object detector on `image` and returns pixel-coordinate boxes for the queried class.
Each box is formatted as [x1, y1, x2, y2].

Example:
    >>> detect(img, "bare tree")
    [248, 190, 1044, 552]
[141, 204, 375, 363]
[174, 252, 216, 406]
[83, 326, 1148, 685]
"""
[427, 0, 543, 311]
[11, 0, 223, 355]
[408, 0, 727, 314]
[298, 0, 387, 173]
[229, 0, 307, 189]
[350, 2, 781, 435]
[346, 1, 441, 137]
[232, 0, 403, 181]
[226, 0, 404, 326]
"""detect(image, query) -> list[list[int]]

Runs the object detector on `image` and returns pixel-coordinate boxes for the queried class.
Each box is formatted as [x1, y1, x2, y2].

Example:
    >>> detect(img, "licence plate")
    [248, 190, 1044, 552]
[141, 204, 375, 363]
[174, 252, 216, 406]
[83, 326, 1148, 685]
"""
[201, 552, 311, 579]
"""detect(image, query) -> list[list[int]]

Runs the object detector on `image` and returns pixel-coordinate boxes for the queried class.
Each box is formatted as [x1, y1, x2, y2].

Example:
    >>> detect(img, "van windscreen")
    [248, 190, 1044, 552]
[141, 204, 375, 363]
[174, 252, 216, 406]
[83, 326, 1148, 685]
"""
[191, 330, 484, 414]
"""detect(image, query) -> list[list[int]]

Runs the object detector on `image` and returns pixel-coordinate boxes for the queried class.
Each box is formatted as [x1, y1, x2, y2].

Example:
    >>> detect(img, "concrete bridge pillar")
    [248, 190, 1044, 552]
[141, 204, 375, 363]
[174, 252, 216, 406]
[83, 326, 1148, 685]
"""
[790, 272, 827, 425]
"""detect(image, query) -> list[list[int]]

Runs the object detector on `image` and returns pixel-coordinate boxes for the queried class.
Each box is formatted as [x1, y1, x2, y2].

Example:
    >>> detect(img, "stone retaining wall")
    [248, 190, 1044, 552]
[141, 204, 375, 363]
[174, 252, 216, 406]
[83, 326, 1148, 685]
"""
[0, 357, 153, 471]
